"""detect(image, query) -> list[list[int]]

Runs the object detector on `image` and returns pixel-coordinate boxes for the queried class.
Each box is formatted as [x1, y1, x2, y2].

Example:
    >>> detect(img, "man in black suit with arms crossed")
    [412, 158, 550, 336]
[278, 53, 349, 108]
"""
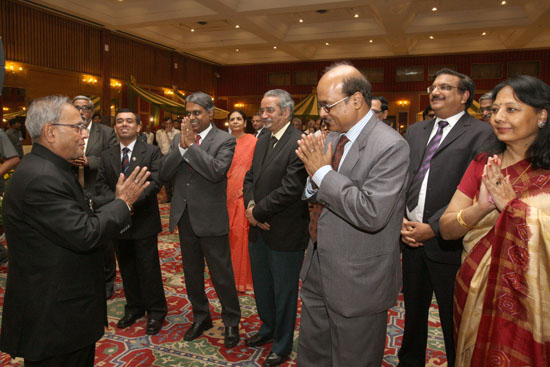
[95, 108, 167, 335]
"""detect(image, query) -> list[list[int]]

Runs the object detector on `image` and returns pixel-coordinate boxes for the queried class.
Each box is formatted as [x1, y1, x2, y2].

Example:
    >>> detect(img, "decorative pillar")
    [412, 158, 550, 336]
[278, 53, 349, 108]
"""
[100, 30, 112, 123]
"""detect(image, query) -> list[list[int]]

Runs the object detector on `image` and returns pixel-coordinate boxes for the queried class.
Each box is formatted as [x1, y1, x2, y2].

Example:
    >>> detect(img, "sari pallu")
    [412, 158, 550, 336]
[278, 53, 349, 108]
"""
[454, 160, 550, 366]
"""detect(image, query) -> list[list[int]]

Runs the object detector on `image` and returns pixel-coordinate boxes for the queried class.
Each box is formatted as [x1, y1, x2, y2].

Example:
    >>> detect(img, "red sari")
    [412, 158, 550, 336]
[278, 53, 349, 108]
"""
[227, 134, 257, 292]
[454, 157, 550, 366]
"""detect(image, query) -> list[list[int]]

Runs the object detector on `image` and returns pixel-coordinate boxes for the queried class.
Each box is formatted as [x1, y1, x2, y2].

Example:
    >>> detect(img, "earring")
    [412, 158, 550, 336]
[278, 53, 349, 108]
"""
[538, 120, 546, 128]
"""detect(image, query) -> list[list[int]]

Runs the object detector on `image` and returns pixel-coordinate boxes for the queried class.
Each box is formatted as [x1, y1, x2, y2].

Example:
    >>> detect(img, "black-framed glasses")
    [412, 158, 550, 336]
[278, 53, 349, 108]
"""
[74, 105, 92, 111]
[318, 96, 349, 113]
[184, 110, 203, 117]
[51, 123, 87, 132]
[427, 84, 464, 93]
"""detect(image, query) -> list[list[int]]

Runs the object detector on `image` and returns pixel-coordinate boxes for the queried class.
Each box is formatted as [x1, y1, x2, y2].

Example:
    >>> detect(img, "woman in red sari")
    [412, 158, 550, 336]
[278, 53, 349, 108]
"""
[226, 110, 257, 292]
[440, 75, 550, 366]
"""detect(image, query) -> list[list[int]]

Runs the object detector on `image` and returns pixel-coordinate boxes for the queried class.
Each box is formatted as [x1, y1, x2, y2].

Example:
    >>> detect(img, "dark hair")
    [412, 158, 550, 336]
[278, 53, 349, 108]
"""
[324, 61, 372, 107]
[433, 68, 475, 109]
[229, 110, 247, 122]
[92, 112, 101, 120]
[372, 96, 388, 111]
[115, 108, 139, 124]
[422, 105, 434, 120]
[164, 116, 172, 122]
[491, 75, 550, 169]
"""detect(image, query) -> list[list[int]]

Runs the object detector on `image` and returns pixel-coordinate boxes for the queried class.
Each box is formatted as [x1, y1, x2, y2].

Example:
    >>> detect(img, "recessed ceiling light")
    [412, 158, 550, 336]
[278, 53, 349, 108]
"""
[432, 7, 437, 11]
[354, 14, 359, 18]
[235, 25, 240, 28]
[482, 32, 487, 36]
[273, 46, 277, 49]
[501, 0, 506, 4]
[299, 19, 304, 23]
[429, 35, 434, 39]
[191, 29, 195, 32]
[117, 0, 124, 2]
[236, 49, 239, 51]
[369, 39, 373, 43]
[325, 42, 330, 46]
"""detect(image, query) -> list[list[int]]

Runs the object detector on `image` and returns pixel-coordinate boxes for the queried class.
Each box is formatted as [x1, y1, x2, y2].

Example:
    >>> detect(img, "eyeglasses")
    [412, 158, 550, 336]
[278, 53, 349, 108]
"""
[51, 123, 87, 132]
[427, 84, 464, 94]
[318, 96, 349, 113]
[74, 105, 92, 111]
[184, 110, 203, 117]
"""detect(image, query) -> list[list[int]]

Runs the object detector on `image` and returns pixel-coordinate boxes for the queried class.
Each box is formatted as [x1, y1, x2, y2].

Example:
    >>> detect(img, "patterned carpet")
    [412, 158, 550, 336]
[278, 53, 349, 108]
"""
[0, 193, 448, 366]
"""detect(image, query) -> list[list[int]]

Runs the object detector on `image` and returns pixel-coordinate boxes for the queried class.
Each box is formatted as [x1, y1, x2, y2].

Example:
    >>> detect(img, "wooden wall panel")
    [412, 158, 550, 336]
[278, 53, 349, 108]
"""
[0, 0, 101, 75]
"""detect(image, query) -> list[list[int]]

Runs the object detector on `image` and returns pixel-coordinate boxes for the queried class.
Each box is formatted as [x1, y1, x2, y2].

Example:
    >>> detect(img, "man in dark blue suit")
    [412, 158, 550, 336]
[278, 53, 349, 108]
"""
[95, 109, 167, 335]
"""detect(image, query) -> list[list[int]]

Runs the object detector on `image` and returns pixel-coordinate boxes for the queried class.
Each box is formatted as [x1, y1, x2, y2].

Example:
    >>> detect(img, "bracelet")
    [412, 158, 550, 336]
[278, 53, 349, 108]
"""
[456, 209, 473, 229]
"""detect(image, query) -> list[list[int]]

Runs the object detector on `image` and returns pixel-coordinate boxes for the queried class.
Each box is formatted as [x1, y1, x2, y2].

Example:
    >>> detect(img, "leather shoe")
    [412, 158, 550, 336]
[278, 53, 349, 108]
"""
[246, 333, 273, 347]
[116, 312, 144, 328]
[224, 326, 239, 348]
[183, 319, 213, 341]
[146, 317, 164, 335]
[263, 351, 287, 367]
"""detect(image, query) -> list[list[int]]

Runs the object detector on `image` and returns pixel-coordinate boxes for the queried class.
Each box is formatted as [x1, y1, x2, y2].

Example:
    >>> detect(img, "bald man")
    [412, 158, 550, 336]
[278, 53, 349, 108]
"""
[296, 62, 410, 366]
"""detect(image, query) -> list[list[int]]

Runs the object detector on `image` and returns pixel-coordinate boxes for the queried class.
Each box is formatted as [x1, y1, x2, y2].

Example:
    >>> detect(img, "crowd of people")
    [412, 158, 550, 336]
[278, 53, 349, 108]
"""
[0, 62, 549, 367]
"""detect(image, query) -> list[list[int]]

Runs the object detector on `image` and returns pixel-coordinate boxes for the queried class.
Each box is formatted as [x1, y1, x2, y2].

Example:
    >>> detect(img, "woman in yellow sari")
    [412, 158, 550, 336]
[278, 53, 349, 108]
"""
[440, 75, 550, 366]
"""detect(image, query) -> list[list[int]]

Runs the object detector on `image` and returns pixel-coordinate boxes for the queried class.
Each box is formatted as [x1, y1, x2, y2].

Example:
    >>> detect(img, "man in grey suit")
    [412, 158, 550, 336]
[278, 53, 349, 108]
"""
[159, 91, 241, 348]
[72, 95, 119, 300]
[398, 69, 495, 367]
[296, 62, 410, 366]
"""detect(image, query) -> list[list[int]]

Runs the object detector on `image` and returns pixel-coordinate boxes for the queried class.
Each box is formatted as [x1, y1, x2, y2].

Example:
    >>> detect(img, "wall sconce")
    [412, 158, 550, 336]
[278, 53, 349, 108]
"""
[397, 100, 410, 108]
[164, 89, 174, 95]
[110, 79, 122, 88]
[234, 103, 245, 108]
[82, 75, 98, 84]
[2, 107, 9, 112]
[4, 62, 24, 75]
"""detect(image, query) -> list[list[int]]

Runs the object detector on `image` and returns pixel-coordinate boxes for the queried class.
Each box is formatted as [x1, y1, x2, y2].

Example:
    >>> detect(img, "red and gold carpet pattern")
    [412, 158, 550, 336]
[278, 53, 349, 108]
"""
[0, 195, 448, 366]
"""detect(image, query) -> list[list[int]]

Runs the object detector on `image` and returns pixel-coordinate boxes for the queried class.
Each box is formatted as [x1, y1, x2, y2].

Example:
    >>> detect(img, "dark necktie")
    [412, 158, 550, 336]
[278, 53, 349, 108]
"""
[263, 136, 278, 163]
[308, 134, 350, 243]
[121, 147, 130, 175]
[406, 120, 449, 211]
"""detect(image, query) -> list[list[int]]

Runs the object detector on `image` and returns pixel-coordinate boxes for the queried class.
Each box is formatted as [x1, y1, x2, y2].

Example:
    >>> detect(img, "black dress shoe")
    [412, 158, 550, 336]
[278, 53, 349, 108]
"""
[183, 319, 213, 341]
[146, 317, 164, 335]
[116, 312, 144, 328]
[224, 326, 239, 348]
[246, 333, 273, 347]
[263, 351, 287, 367]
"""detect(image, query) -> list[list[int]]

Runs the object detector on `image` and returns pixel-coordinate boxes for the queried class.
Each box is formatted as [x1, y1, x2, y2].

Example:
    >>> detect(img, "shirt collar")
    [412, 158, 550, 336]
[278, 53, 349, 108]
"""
[342, 109, 374, 143]
[198, 123, 213, 141]
[435, 110, 465, 129]
[120, 139, 137, 152]
[271, 122, 291, 141]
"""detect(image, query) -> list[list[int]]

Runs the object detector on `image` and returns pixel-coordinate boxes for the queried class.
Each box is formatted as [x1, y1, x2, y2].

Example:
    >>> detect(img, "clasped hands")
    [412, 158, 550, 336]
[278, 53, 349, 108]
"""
[115, 166, 151, 210]
[70, 155, 88, 167]
[245, 205, 270, 231]
[480, 155, 516, 212]
[295, 132, 332, 178]
[179, 117, 196, 149]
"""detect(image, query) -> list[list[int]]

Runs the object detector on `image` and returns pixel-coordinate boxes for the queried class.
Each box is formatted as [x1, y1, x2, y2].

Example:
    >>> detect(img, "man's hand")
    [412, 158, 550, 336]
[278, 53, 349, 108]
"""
[115, 166, 151, 208]
[180, 117, 196, 149]
[400, 218, 435, 247]
[295, 132, 332, 178]
[245, 206, 270, 230]
[71, 156, 89, 167]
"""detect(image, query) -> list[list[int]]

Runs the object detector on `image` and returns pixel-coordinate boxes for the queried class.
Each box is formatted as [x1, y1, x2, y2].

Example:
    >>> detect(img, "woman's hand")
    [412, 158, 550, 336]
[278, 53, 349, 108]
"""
[482, 155, 517, 212]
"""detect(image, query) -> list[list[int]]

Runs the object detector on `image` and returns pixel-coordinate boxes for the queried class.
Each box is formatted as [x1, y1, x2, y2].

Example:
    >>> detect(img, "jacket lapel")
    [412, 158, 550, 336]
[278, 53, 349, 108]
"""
[433, 113, 469, 156]
[126, 140, 146, 176]
[110, 145, 122, 177]
[262, 125, 292, 169]
[85, 123, 100, 155]
[339, 115, 378, 176]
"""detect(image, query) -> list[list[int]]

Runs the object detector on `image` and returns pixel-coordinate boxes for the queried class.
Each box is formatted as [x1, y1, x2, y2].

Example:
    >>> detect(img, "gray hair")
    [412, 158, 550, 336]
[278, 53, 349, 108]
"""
[186, 91, 215, 112]
[26, 95, 70, 140]
[72, 95, 94, 109]
[479, 92, 493, 103]
[263, 89, 294, 116]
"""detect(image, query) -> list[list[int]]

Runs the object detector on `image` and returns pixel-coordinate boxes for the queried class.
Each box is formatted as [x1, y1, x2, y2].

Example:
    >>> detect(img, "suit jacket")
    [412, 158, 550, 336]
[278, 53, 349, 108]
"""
[95, 139, 162, 239]
[84, 122, 118, 192]
[159, 126, 236, 235]
[0, 143, 131, 361]
[301, 116, 410, 317]
[405, 113, 495, 265]
[243, 125, 309, 251]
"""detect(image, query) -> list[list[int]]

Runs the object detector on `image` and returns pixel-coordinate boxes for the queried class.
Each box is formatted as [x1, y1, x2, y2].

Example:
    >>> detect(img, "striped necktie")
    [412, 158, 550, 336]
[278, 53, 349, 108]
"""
[121, 147, 130, 175]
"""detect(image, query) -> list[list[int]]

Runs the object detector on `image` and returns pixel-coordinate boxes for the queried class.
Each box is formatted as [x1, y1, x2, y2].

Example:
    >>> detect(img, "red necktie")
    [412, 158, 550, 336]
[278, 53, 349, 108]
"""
[195, 135, 201, 146]
[308, 135, 349, 243]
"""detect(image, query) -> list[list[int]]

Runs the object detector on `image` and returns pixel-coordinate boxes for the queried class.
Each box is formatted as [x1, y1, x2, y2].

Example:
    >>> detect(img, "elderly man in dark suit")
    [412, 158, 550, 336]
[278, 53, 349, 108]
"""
[295, 62, 410, 366]
[95, 109, 167, 335]
[398, 69, 495, 367]
[72, 95, 119, 300]
[159, 91, 241, 348]
[243, 89, 309, 367]
[0, 95, 150, 367]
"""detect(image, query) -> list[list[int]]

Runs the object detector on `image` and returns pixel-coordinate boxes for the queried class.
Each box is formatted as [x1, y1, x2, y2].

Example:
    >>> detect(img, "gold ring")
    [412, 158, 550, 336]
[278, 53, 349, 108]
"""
[134, 180, 139, 184]
[310, 149, 314, 153]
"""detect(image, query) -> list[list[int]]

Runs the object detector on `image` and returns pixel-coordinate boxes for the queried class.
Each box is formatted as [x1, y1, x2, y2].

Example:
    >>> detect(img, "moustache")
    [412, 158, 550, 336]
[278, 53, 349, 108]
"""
[190, 119, 200, 124]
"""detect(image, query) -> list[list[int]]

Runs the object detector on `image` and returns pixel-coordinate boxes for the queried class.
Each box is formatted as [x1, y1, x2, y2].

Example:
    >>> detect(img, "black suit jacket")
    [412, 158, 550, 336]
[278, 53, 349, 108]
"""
[84, 122, 118, 193]
[405, 113, 496, 264]
[95, 140, 162, 239]
[0, 143, 130, 360]
[243, 125, 309, 251]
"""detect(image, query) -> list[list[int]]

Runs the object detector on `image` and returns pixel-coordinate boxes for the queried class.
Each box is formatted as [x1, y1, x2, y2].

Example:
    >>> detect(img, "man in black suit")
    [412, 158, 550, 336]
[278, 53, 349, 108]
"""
[398, 69, 495, 367]
[243, 89, 309, 367]
[72, 95, 119, 300]
[0, 95, 150, 366]
[159, 91, 241, 348]
[95, 109, 167, 335]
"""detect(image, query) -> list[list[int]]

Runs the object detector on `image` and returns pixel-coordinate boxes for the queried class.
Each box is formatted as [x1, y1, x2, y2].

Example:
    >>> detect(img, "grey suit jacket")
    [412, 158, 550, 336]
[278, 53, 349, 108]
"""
[84, 122, 118, 192]
[405, 113, 496, 264]
[159, 125, 236, 236]
[301, 115, 410, 318]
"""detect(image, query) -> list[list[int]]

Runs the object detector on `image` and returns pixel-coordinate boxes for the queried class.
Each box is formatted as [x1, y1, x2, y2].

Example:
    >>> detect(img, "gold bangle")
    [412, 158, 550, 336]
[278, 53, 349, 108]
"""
[456, 209, 473, 229]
